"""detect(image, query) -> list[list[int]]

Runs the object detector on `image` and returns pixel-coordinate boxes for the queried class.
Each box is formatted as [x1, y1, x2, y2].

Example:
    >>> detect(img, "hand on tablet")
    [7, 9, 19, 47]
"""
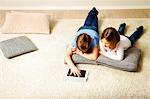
[65, 68, 88, 82]
[70, 66, 81, 77]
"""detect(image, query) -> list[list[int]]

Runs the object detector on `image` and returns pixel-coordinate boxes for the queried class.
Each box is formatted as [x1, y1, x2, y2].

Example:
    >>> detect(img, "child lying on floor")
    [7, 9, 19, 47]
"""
[65, 7, 99, 77]
[99, 23, 143, 61]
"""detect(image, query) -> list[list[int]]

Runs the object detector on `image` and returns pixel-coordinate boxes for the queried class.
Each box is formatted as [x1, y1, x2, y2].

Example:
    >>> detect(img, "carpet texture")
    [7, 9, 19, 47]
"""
[0, 18, 150, 99]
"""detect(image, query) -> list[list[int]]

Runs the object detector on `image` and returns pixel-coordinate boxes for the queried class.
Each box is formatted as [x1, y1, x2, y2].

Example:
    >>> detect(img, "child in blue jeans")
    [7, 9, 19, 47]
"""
[65, 7, 99, 77]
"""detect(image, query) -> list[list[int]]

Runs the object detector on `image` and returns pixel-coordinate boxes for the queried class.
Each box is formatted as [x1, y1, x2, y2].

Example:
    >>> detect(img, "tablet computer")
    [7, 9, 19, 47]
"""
[65, 68, 88, 82]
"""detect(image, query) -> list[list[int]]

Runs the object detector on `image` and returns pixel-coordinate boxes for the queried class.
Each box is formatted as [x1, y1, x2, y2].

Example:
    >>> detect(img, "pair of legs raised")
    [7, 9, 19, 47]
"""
[118, 23, 144, 44]
[83, 7, 99, 32]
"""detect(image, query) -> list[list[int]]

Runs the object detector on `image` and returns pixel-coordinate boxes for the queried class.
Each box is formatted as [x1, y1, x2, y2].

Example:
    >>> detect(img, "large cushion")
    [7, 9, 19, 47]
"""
[0, 11, 50, 34]
[65, 47, 141, 72]
[97, 47, 141, 71]
[0, 36, 38, 59]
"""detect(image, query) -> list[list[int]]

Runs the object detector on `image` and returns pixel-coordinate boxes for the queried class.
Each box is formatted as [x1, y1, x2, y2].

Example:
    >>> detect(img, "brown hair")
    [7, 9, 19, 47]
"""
[101, 27, 120, 43]
[76, 33, 92, 53]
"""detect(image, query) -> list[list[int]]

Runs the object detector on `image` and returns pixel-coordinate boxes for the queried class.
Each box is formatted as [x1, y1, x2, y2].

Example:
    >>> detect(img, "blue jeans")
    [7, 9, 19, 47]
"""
[118, 24, 143, 45]
[128, 29, 143, 44]
[78, 8, 99, 33]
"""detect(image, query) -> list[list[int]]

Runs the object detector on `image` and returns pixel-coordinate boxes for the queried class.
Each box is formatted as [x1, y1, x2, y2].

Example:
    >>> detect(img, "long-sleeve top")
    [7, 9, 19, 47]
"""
[100, 35, 131, 61]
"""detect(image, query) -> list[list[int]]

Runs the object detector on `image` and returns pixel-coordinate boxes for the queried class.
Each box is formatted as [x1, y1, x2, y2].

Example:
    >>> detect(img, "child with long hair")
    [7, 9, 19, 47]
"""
[100, 23, 143, 61]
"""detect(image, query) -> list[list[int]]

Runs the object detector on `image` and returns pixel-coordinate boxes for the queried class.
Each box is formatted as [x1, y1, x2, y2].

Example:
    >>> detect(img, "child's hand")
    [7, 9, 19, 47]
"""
[99, 50, 106, 55]
[73, 49, 83, 55]
[71, 48, 77, 52]
[70, 66, 81, 77]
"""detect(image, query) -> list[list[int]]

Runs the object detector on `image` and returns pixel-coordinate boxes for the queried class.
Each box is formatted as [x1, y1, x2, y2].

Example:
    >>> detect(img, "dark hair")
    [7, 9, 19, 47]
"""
[76, 33, 92, 53]
[101, 27, 120, 43]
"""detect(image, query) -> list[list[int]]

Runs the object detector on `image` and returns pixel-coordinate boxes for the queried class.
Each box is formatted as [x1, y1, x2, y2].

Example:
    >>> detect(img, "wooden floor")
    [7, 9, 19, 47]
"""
[46, 9, 150, 19]
[0, 9, 150, 19]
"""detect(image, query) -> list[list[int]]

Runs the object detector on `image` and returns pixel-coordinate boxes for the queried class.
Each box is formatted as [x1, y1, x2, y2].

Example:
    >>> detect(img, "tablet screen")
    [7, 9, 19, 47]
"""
[67, 69, 86, 77]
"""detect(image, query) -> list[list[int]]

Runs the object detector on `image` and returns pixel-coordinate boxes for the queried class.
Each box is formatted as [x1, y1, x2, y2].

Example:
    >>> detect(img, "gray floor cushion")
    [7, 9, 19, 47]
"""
[65, 47, 141, 72]
[0, 36, 38, 59]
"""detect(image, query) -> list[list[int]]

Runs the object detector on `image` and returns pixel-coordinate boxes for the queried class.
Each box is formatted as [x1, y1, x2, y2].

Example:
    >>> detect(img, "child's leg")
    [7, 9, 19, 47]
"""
[129, 26, 144, 44]
[91, 16, 98, 32]
[83, 7, 98, 26]
[118, 23, 126, 35]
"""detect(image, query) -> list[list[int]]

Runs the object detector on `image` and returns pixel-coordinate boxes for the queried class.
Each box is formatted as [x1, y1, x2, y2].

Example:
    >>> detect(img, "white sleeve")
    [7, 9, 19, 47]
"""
[120, 35, 131, 50]
[104, 46, 124, 61]
[100, 40, 105, 51]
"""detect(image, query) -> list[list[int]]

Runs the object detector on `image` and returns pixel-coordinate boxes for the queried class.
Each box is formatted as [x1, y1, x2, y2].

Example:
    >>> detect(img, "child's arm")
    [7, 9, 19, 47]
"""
[99, 40, 107, 52]
[74, 45, 99, 60]
[65, 45, 81, 77]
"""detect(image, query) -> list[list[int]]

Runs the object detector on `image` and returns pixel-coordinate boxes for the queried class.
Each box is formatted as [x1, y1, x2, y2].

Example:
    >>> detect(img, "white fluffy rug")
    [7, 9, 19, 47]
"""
[0, 18, 150, 99]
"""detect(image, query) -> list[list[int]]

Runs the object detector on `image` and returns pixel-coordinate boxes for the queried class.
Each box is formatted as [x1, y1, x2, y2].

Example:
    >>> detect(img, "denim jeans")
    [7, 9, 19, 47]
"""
[128, 30, 143, 44]
[78, 9, 98, 33]
[118, 24, 143, 45]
